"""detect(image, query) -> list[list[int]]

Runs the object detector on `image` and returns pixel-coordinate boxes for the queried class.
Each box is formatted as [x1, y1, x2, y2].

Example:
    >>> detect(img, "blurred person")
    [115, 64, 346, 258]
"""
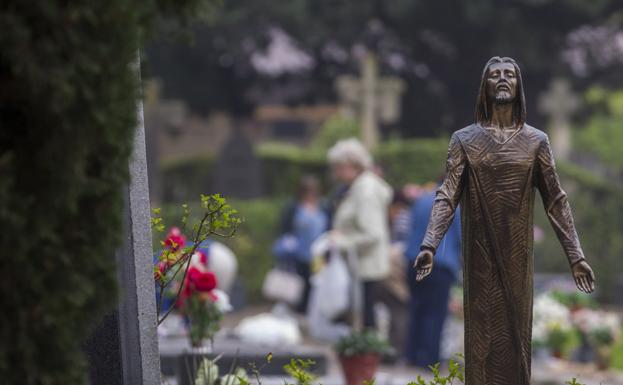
[274, 175, 329, 313]
[376, 189, 412, 358]
[402, 183, 425, 202]
[404, 186, 461, 368]
[389, 190, 412, 243]
[327, 138, 392, 329]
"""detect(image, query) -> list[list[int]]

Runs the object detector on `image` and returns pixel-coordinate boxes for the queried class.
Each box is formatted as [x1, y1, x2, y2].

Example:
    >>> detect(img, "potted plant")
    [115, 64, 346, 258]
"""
[335, 331, 393, 385]
[546, 324, 572, 358]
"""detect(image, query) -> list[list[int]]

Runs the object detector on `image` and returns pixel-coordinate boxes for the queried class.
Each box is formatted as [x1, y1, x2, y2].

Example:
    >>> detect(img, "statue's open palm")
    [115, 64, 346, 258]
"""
[413, 249, 434, 282]
[572, 260, 595, 293]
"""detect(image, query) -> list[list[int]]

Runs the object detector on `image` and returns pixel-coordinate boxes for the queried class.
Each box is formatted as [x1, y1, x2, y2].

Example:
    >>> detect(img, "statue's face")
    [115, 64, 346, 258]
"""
[486, 62, 517, 105]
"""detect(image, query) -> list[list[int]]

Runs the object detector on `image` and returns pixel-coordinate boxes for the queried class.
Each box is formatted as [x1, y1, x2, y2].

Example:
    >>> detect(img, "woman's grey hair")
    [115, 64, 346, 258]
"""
[327, 138, 373, 170]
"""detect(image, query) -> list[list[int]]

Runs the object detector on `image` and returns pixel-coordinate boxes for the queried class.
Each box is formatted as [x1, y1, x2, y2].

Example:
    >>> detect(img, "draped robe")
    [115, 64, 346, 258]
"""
[421, 123, 585, 385]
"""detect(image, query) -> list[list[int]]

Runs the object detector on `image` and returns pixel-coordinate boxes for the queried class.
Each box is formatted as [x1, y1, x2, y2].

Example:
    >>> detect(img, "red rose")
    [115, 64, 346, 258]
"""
[177, 266, 218, 309]
[188, 267, 217, 292]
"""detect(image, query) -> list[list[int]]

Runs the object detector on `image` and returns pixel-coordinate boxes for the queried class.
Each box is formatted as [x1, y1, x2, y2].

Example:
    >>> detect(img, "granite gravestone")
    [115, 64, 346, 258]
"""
[84, 65, 160, 385]
[213, 129, 263, 199]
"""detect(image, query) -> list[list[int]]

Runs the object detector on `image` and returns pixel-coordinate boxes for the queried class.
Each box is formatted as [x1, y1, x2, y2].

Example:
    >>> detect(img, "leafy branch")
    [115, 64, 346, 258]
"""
[152, 194, 242, 325]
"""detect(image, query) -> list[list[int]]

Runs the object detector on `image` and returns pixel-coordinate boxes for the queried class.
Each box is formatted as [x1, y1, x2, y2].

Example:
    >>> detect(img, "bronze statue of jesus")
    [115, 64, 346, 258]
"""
[414, 56, 595, 385]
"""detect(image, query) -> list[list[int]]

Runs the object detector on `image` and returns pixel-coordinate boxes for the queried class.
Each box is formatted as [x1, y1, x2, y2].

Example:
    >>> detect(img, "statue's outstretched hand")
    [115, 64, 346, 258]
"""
[414, 249, 434, 282]
[572, 260, 595, 293]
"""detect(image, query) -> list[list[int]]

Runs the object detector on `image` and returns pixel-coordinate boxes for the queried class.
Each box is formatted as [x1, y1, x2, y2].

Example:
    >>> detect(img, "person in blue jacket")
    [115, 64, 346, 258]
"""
[404, 186, 461, 368]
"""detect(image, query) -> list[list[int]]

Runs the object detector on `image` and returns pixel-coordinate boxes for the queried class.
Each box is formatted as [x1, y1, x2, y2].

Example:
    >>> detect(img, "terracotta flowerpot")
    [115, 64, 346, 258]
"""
[339, 353, 381, 385]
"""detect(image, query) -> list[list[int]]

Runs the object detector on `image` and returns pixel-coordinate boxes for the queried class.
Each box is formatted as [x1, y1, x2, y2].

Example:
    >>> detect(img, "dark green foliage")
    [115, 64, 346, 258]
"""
[0, 1, 214, 384]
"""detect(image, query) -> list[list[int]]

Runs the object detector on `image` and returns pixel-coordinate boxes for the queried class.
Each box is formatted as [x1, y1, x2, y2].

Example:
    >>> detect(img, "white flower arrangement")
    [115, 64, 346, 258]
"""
[532, 293, 572, 345]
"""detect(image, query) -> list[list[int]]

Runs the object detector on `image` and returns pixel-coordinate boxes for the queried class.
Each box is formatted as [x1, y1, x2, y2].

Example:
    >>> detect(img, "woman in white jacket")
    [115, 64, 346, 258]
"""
[327, 138, 392, 329]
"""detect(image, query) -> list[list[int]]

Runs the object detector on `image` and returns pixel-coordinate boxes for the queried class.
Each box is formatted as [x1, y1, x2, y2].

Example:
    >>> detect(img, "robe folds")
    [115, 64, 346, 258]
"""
[421, 123, 585, 385]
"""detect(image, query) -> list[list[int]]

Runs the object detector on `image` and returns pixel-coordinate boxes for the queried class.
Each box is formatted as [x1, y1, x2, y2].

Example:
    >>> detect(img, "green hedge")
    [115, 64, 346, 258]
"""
[375, 138, 448, 186]
[0, 2, 211, 384]
[160, 138, 450, 202]
[257, 142, 329, 198]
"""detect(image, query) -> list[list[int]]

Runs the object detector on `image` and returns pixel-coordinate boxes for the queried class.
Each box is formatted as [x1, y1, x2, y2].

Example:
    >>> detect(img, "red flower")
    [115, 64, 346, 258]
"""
[188, 267, 217, 292]
[164, 227, 187, 251]
[178, 266, 219, 308]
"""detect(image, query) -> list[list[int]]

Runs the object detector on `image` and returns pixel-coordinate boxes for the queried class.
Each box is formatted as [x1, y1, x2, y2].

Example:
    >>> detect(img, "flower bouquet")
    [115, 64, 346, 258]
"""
[572, 308, 621, 369]
[178, 251, 232, 347]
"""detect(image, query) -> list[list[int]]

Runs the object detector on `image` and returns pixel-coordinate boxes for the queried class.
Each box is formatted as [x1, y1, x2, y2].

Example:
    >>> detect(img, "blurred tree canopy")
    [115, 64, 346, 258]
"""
[576, 87, 623, 173]
[145, 0, 623, 136]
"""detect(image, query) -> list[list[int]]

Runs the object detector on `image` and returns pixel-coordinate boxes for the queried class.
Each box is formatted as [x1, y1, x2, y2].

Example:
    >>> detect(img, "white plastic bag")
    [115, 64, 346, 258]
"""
[261, 268, 304, 305]
[313, 249, 350, 319]
[235, 313, 302, 346]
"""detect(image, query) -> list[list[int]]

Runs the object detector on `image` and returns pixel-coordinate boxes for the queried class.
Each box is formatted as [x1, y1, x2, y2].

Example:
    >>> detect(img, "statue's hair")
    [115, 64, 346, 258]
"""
[475, 56, 527, 127]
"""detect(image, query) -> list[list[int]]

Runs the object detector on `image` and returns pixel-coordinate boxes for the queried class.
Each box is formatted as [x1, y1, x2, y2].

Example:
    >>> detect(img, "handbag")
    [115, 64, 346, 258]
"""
[261, 266, 304, 305]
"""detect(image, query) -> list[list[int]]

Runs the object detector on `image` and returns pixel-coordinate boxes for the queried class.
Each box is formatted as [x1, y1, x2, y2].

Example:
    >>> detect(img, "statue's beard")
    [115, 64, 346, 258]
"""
[494, 90, 514, 105]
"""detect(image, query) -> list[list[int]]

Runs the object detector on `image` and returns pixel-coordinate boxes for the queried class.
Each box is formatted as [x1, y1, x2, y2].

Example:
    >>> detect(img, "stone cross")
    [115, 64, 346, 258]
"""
[84, 59, 161, 385]
[538, 78, 580, 160]
[335, 52, 405, 149]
